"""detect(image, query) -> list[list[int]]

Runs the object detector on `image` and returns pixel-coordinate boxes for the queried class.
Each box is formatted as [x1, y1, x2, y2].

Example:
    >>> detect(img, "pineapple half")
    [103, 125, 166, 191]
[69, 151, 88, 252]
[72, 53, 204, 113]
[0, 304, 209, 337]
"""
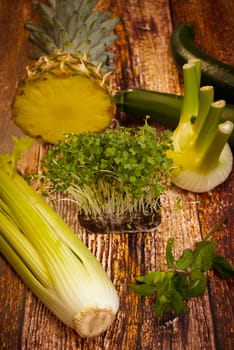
[12, 0, 119, 144]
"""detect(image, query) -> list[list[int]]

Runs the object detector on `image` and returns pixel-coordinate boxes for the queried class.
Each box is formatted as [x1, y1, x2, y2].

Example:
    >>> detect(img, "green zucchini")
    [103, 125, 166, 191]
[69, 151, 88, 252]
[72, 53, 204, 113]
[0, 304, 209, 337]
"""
[170, 23, 234, 104]
[113, 88, 234, 149]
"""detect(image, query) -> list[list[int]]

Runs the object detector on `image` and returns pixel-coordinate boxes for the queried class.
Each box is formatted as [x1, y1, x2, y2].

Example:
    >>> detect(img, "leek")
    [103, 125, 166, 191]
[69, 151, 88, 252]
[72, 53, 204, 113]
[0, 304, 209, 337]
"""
[168, 60, 233, 192]
[0, 137, 119, 338]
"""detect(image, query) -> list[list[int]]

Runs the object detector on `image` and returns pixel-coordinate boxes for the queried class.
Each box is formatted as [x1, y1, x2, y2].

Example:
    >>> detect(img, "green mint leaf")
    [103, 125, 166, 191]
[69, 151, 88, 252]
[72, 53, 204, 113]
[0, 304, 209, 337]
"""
[130, 283, 157, 296]
[167, 288, 187, 314]
[172, 272, 189, 299]
[187, 269, 207, 298]
[135, 271, 164, 284]
[173, 269, 207, 300]
[175, 248, 194, 270]
[166, 237, 175, 268]
[130, 271, 172, 296]
[154, 298, 169, 317]
[213, 254, 234, 279]
[154, 276, 186, 316]
[131, 228, 233, 318]
[192, 240, 216, 271]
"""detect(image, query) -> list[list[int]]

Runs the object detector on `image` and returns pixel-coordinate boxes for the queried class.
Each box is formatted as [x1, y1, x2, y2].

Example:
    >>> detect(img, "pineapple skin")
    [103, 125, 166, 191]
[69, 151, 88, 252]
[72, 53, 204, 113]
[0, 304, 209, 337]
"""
[12, 53, 116, 144]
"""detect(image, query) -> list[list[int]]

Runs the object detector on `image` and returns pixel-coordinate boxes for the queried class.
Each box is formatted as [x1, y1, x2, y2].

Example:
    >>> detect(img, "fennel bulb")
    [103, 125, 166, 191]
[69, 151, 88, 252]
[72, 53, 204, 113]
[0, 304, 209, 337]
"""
[169, 60, 233, 193]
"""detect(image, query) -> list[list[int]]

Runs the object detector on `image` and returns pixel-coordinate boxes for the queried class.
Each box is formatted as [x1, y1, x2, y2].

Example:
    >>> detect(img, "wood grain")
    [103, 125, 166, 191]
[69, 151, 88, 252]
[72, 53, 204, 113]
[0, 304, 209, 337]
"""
[0, 1, 233, 349]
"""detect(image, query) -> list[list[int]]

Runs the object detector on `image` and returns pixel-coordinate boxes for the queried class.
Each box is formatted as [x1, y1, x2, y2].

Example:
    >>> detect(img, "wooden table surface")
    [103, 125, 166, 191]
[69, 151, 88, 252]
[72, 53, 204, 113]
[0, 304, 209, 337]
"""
[0, 1, 234, 349]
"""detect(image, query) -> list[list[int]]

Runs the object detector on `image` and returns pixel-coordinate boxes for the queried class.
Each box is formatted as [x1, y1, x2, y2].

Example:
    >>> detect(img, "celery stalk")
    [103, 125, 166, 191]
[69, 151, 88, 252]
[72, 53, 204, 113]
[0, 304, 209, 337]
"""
[0, 138, 119, 338]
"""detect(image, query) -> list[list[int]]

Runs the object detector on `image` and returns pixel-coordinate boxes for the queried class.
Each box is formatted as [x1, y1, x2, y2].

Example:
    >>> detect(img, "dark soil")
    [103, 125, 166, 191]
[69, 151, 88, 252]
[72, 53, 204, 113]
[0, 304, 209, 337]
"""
[78, 209, 161, 233]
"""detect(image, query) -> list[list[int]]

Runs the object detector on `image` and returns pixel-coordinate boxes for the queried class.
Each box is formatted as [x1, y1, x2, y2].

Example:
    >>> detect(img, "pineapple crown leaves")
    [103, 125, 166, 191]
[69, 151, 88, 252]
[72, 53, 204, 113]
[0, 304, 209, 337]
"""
[26, 0, 120, 73]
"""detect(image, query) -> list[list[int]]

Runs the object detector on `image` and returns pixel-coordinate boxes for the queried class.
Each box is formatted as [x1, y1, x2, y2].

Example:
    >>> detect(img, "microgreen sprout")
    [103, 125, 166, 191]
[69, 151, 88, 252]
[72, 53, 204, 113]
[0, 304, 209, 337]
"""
[41, 120, 173, 232]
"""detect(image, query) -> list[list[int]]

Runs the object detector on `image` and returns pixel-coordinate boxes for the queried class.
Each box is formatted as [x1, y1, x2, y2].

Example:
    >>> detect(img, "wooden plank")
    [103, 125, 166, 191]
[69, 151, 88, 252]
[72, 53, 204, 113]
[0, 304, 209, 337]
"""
[0, 2, 33, 349]
[0, 0, 33, 153]
[170, 2, 234, 349]
[0, 1, 233, 349]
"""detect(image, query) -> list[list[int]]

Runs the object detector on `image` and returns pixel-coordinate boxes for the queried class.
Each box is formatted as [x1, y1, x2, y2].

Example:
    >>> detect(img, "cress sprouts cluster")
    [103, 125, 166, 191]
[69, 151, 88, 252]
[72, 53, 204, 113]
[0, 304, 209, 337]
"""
[41, 121, 173, 231]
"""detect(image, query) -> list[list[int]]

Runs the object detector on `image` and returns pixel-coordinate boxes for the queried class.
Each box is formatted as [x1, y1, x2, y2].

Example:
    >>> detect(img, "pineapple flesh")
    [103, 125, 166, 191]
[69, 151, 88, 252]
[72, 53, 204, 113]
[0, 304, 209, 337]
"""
[12, 0, 119, 144]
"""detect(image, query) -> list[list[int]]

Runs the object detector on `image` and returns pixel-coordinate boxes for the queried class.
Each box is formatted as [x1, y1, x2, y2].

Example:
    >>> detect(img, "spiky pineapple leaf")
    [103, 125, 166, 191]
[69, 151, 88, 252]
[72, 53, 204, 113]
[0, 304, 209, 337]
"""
[26, 0, 119, 72]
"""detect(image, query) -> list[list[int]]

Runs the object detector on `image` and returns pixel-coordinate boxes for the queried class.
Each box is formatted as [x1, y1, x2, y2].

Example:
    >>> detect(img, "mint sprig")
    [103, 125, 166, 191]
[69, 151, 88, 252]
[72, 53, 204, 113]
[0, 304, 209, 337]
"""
[130, 221, 234, 317]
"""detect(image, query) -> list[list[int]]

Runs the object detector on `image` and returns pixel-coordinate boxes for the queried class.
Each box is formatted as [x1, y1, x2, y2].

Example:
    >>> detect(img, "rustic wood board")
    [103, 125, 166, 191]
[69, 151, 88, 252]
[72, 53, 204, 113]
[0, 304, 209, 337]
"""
[0, 1, 233, 349]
